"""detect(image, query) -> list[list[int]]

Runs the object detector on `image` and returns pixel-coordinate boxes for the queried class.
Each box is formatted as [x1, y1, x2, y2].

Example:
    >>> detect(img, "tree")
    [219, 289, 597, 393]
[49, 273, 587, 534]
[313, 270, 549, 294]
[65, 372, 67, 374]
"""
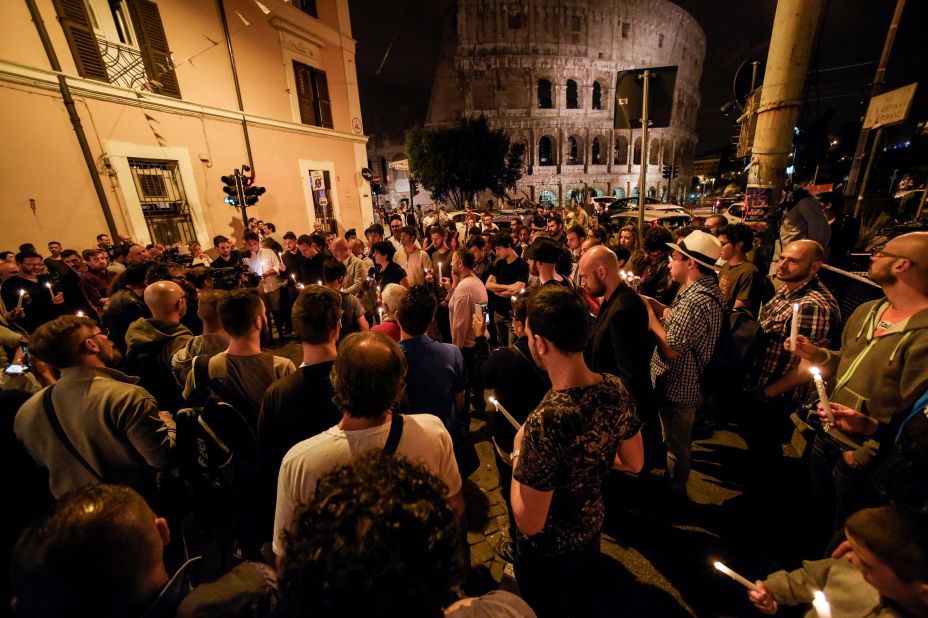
[406, 116, 525, 210]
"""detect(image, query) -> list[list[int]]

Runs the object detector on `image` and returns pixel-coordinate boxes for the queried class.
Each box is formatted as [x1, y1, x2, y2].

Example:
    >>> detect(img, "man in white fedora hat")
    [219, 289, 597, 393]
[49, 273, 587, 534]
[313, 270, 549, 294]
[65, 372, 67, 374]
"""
[642, 229, 726, 502]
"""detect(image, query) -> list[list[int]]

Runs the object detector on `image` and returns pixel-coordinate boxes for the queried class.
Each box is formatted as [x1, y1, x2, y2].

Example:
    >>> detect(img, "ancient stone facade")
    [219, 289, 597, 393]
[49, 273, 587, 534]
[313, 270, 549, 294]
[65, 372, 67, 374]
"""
[426, 0, 705, 206]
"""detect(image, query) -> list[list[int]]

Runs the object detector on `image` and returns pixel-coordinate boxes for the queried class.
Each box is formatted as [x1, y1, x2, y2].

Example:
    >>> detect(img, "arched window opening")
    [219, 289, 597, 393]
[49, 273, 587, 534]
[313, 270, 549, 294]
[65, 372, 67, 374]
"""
[537, 79, 552, 109]
[592, 81, 602, 110]
[539, 136, 554, 166]
[566, 79, 579, 109]
[591, 137, 601, 165]
[614, 136, 628, 165]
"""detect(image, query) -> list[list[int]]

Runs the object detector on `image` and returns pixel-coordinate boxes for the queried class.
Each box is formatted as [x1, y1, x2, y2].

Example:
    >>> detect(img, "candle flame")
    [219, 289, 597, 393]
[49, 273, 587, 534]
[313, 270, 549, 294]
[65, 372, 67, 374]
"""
[809, 366, 821, 377]
[713, 561, 724, 570]
[19, 289, 25, 296]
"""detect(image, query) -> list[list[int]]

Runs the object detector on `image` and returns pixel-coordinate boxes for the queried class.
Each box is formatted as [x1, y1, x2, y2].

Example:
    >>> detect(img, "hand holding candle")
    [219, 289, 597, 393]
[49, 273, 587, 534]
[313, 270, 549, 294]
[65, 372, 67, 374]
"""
[16, 289, 25, 310]
[810, 367, 835, 425]
[44, 281, 55, 301]
[713, 561, 757, 591]
[812, 591, 831, 618]
[789, 303, 800, 352]
[488, 396, 521, 430]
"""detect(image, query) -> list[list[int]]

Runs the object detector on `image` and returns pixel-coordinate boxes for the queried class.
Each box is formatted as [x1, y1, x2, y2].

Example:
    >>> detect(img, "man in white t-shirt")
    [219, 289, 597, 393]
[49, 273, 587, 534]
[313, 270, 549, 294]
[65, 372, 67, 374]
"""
[273, 331, 464, 557]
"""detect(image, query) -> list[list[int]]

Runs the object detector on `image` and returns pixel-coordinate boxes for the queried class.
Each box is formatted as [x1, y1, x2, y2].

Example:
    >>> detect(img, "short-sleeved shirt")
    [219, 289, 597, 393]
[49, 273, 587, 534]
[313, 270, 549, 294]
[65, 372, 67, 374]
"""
[273, 413, 461, 555]
[399, 335, 466, 432]
[719, 260, 761, 313]
[487, 257, 529, 313]
[514, 374, 641, 555]
[370, 261, 407, 287]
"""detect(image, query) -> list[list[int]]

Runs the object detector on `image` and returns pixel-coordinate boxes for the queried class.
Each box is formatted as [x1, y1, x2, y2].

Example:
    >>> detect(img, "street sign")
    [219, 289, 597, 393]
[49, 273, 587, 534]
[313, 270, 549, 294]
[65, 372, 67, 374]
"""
[614, 66, 678, 130]
[361, 167, 374, 182]
[863, 83, 918, 129]
[389, 159, 410, 171]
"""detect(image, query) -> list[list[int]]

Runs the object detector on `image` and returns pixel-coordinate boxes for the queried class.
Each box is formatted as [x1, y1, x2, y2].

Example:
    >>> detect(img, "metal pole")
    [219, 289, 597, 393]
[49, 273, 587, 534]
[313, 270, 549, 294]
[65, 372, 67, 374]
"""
[217, 0, 255, 173]
[637, 69, 650, 236]
[853, 128, 883, 218]
[915, 185, 927, 220]
[25, 0, 121, 246]
[846, 0, 905, 194]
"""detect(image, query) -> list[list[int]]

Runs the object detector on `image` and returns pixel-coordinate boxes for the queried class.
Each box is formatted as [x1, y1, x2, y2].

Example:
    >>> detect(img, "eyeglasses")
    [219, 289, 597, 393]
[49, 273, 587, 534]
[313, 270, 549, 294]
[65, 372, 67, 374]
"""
[82, 329, 109, 345]
[871, 249, 915, 264]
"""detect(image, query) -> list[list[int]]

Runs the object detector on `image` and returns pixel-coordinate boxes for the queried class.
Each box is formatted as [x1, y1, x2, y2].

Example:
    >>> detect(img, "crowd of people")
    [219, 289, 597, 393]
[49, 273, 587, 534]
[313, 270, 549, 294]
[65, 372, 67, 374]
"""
[1, 193, 926, 618]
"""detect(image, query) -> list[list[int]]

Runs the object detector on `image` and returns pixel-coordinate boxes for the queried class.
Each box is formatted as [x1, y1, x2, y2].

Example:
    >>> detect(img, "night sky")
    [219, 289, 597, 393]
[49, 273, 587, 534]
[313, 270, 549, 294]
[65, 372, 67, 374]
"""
[349, 0, 928, 154]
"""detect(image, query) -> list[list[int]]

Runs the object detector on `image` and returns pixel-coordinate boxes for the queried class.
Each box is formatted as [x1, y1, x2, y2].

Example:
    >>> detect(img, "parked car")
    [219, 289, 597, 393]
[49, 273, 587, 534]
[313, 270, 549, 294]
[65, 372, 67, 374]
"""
[608, 210, 692, 233]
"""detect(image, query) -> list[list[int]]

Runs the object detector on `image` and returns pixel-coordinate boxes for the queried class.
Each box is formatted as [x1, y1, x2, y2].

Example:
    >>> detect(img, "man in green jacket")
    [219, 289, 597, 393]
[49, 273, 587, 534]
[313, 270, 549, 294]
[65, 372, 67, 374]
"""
[790, 232, 928, 532]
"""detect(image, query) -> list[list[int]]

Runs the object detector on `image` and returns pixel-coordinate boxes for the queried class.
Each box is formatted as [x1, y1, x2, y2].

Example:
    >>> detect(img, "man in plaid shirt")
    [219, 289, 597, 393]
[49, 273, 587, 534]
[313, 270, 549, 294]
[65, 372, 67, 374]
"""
[744, 240, 840, 494]
[645, 230, 725, 500]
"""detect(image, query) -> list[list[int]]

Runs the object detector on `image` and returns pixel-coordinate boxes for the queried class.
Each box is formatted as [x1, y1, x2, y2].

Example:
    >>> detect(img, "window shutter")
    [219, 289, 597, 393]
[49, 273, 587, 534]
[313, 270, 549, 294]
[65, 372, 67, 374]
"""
[51, 0, 108, 81]
[314, 69, 332, 128]
[126, 0, 181, 98]
[293, 61, 317, 125]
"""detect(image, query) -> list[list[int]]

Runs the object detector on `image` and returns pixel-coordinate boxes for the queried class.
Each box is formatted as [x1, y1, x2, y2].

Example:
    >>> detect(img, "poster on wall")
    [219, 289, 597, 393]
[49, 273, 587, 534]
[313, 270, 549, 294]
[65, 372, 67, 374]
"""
[310, 170, 326, 191]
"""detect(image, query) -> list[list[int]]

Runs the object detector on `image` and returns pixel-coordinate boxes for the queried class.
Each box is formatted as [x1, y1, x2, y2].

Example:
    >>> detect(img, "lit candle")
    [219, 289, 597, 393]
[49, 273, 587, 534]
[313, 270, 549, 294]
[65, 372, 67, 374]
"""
[317, 280, 322, 286]
[437, 262, 443, 277]
[713, 561, 757, 590]
[290, 273, 297, 282]
[510, 295, 517, 304]
[488, 396, 521, 430]
[810, 367, 835, 425]
[812, 591, 831, 618]
[378, 306, 384, 322]
[76, 310, 84, 317]
[789, 303, 800, 352]
[278, 252, 284, 262]
[44, 281, 54, 300]
[298, 283, 305, 289]
[16, 288, 24, 310]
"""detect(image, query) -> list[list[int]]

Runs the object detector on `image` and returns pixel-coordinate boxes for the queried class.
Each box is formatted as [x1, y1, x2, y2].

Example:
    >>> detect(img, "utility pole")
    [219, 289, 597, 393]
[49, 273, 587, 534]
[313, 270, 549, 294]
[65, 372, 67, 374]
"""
[217, 0, 256, 174]
[747, 0, 825, 219]
[637, 69, 650, 235]
[845, 0, 906, 195]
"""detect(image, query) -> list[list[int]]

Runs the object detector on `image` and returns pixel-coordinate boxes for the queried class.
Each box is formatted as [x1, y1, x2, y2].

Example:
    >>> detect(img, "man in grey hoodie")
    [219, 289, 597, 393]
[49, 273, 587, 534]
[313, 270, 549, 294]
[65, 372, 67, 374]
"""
[125, 280, 192, 411]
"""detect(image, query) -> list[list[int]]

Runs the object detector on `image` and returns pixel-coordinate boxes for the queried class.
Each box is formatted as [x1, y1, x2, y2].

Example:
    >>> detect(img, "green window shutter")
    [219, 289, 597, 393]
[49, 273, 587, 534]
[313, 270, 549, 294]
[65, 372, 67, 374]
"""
[126, 0, 181, 98]
[293, 60, 318, 125]
[51, 0, 108, 81]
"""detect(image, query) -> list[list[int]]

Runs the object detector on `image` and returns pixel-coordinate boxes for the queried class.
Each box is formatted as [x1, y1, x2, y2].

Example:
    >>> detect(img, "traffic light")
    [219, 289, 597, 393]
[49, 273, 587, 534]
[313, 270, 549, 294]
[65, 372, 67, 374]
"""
[221, 172, 243, 206]
[672, 166, 679, 180]
[661, 165, 672, 180]
[244, 184, 266, 206]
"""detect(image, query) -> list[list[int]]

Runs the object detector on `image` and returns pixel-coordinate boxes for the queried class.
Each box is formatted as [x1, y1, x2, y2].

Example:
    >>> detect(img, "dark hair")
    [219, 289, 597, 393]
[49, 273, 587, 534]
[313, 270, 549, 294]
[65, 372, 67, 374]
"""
[19, 243, 36, 254]
[718, 223, 754, 253]
[96, 233, 109, 241]
[283, 231, 297, 241]
[11, 484, 162, 618]
[30, 315, 96, 368]
[308, 234, 326, 249]
[184, 266, 213, 289]
[845, 505, 928, 583]
[293, 285, 342, 345]
[48, 241, 61, 247]
[59, 249, 80, 260]
[279, 451, 459, 616]
[566, 224, 587, 239]
[197, 289, 228, 322]
[322, 259, 347, 283]
[122, 261, 149, 288]
[396, 284, 436, 337]
[465, 235, 485, 250]
[365, 223, 385, 237]
[265, 222, 276, 232]
[547, 214, 563, 227]
[611, 244, 631, 264]
[371, 241, 396, 260]
[0, 250, 13, 261]
[399, 225, 418, 240]
[512, 291, 530, 324]
[15, 251, 42, 264]
[526, 286, 590, 353]
[493, 233, 513, 249]
[297, 234, 313, 246]
[144, 262, 174, 285]
[218, 288, 264, 337]
[642, 226, 673, 253]
[388, 214, 403, 224]
[330, 332, 406, 419]
[454, 248, 475, 271]
[82, 248, 105, 262]
[428, 225, 447, 238]
[344, 229, 358, 240]
[213, 235, 230, 248]
[243, 231, 260, 243]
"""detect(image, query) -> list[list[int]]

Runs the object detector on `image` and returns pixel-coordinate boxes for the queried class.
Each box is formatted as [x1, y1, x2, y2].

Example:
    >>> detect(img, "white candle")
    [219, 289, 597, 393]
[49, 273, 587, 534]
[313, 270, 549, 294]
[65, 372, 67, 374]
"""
[510, 295, 517, 303]
[75, 310, 84, 317]
[488, 396, 521, 430]
[290, 273, 296, 282]
[298, 283, 305, 289]
[812, 591, 831, 618]
[44, 281, 54, 300]
[810, 367, 835, 425]
[713, 561, 757, 590]
[16, 288, 24, 310]
[789, 303, 800, 352]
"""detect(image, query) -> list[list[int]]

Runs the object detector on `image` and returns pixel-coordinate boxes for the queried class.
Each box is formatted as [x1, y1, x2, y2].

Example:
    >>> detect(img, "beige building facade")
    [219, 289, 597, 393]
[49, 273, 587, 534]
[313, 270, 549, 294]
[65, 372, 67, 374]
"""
[0, 0, 373, 252]
[425, 0, 705, 207]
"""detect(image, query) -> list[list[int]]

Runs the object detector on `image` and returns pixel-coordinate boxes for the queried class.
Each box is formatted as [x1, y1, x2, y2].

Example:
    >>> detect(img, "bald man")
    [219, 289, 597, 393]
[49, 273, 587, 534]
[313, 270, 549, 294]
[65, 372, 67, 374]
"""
[124, 280, 193, 410]
[125, 244, 150, 265]
[787, 231, 928, 532]
[580, 245, 655, 416]
[331, 237, 367, 294]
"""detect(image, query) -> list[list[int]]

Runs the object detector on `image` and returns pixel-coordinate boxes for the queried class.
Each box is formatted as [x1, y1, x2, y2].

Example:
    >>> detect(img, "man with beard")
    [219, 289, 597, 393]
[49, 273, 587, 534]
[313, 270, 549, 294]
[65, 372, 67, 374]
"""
[80, 249, 114, 319]
[788, 232, 928, 535]
[211, 235, 240, 268]
[13, 315, 172, 498]
[743, 239, 840, 497]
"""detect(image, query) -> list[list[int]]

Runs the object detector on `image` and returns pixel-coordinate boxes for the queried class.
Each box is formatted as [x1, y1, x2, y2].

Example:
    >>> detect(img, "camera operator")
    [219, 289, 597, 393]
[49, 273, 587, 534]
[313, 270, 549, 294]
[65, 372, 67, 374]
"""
[211, 235, 240, 268]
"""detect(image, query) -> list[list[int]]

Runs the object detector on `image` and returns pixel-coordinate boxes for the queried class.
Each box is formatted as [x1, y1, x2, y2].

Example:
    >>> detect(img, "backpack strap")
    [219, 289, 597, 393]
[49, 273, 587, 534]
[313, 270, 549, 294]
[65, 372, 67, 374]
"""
[192, 354, 211, 393]
[382, 413, 404, 455]
[42, 386, 105, 482]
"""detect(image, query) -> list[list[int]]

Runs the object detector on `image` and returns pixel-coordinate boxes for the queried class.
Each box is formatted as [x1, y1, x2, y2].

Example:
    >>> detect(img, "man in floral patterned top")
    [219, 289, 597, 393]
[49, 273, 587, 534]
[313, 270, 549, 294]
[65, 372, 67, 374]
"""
[511, 285, 643, 618]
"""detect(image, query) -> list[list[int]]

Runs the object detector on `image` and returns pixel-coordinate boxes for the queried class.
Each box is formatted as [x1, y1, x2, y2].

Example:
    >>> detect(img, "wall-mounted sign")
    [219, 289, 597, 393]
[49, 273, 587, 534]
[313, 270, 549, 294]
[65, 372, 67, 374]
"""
[310, 170, 325, 190]
[352, 117, 363, 134]
[863, 83, 918, 129]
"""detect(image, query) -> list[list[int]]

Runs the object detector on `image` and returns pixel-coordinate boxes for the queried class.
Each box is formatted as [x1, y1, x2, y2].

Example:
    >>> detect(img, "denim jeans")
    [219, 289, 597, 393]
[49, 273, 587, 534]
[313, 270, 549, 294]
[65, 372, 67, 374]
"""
[657, 399, 698, 493]
[810, 433, 870, 532]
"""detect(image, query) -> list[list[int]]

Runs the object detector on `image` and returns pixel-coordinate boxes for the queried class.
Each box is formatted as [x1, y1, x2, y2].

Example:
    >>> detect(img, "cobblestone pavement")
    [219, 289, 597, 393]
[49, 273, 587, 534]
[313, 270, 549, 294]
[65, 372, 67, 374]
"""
[273, 339, 824, 617]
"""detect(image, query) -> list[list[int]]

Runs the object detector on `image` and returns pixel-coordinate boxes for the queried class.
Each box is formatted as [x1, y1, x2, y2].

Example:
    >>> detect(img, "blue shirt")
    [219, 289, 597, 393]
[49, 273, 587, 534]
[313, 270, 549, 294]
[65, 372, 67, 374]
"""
[399, 335, 466, 431]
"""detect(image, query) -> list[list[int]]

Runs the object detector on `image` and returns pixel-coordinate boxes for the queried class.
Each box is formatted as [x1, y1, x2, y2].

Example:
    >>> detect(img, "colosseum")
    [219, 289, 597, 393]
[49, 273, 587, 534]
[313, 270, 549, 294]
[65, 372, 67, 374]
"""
[422, 0, 706, 207]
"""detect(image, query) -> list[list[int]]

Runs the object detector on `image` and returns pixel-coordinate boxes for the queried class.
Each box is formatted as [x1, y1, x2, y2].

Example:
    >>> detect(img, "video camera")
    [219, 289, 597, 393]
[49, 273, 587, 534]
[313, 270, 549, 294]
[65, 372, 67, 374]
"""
[209, 264, 259, 290]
